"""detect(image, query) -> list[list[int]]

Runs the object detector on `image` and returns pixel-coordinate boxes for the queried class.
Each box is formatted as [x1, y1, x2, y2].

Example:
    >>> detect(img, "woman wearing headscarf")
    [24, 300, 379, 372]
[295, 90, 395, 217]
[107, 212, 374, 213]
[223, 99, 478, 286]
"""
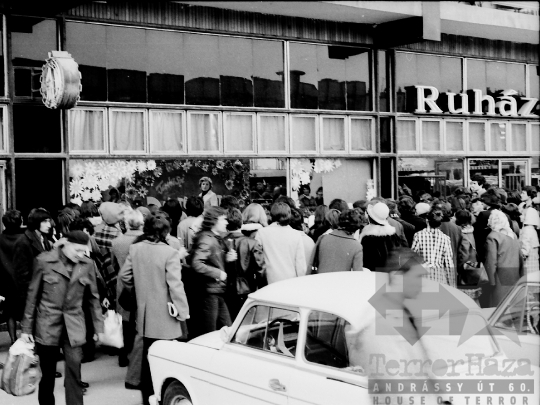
[199, 176, 219, 208]
[520, 207, 540, 275]
[484, 210, 523, 307]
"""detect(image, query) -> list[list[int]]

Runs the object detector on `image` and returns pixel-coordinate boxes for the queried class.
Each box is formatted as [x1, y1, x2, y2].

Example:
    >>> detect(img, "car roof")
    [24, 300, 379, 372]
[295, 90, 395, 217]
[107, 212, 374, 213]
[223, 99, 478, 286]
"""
[249, 272, 480, 328]
[518, 270, 540, 284]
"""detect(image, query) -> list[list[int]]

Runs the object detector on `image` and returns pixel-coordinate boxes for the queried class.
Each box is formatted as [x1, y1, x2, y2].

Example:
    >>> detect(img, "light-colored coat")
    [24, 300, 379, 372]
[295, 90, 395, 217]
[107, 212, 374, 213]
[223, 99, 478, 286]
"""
[119, 240, 189, 340]
[255, 223, 306, 284]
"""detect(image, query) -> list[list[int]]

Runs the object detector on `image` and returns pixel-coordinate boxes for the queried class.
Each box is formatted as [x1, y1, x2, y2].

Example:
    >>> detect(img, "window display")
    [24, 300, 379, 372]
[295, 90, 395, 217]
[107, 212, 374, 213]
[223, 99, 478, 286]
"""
[398, 158, 463, 199]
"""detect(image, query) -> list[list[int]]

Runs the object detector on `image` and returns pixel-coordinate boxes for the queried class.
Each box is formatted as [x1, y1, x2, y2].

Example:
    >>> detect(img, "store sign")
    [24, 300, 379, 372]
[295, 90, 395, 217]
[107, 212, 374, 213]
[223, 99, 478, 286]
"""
[40, 51, 82, 109]
[414, 85, 538, 117]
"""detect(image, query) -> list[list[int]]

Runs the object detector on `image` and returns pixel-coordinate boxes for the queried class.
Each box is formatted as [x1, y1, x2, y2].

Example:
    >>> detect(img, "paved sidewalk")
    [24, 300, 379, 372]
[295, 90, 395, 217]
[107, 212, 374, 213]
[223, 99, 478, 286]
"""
[0, 332, 142, 405]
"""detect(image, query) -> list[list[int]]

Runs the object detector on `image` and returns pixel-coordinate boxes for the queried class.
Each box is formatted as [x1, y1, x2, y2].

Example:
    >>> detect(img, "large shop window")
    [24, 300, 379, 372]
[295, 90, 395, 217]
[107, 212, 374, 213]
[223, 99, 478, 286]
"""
[467, 59, 526, 101]
[12, 17, 57, 99]
[468, 159, 528, 191]
[66, 22, 284, 107]
[69, 158, 286, 208]
[289, 43, 371, 111]
[395, 53, 462, 112]
[378, 51, 390, 112]
[398, 158, 464, 199]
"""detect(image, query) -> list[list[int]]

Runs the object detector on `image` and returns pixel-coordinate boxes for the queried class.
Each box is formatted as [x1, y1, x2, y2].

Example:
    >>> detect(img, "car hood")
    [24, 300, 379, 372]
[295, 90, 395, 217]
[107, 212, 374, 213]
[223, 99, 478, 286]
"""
[188, 330, 225, 350]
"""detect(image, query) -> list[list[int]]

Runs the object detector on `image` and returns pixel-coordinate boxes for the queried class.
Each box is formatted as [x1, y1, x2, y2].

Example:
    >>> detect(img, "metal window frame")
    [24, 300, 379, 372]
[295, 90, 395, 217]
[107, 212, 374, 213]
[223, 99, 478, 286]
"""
[467, 120, 489, 154]
[349, 116, 376, 155]
[289, 114, 319, 155]
[109, 107, 148, 155]
[488, 120, 510, 154]
[395, 117, 418, 154]
[508, 122, 528, 154]
[68, 107, 108, 155]
[419, 118, 443, 154]
[256, 113, 289, 155]
[148, 109, 186, 155]
[223, 111, 257, 155]
[444, 119, 466, 154]
[319, 115, 347, 155]
[186, 110, 223, 155]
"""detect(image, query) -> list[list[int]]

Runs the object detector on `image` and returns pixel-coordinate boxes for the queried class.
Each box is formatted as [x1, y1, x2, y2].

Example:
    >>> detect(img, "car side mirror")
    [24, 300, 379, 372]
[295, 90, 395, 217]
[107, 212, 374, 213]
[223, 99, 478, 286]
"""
[220, 326, 231, 343]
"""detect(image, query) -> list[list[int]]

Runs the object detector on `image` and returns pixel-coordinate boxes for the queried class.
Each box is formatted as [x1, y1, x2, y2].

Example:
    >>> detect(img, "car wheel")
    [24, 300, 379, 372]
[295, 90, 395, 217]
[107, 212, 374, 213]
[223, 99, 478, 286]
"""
[163, 381, 193, 405]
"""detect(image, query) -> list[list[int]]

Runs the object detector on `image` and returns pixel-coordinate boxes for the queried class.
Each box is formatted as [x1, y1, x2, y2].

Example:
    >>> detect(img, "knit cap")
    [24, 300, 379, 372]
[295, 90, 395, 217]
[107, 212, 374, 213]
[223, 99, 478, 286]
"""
[66, 230, 90, 245]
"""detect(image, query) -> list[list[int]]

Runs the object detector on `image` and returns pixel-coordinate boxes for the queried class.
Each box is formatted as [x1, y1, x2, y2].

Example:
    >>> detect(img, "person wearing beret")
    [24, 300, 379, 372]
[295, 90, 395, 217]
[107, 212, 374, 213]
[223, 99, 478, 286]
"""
[21, 231, 104, 405]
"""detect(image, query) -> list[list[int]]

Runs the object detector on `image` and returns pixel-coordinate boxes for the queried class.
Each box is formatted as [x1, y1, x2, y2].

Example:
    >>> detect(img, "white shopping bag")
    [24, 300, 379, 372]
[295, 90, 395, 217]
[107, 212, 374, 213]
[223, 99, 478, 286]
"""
[100, 310, 124, 348]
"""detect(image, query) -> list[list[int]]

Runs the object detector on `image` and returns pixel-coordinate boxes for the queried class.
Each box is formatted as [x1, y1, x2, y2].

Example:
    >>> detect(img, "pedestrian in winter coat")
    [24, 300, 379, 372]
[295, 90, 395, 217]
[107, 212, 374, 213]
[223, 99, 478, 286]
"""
[112, 209, 145, 369]
[21, 231, 104, 405]
[0, 210, 23, 343]
[94, 202, 124, 308]
[455, 210, 482, 305]
[412, 206, 456, 287]
[438, 203, 462, 273]
[13, 208, 53, 321]
[520, 207, 540, 275]
[387, 200, 415, 247]
[290, 208, 315, 269]
[223, 208, 265, 319]
[359, 202, 401, 272]
[240, 202, 268, 239]
[191, 207, 237, 335]
[177, 196, 205, 252]
[255, 202, 306, 284]
[119, 214, 189, 405]
[307, 209, 363, 274]
[484, 210, 524, 308]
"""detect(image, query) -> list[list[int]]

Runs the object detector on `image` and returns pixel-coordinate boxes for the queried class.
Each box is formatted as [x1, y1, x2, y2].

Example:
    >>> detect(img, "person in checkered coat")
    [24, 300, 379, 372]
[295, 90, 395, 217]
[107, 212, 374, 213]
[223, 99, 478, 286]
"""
[411, 205, 456, 287]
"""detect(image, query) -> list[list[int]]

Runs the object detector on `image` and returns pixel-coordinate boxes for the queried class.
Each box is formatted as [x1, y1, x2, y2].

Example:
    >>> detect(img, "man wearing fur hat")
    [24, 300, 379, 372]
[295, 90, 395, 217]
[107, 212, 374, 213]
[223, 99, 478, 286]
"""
[94, 202, 125, 309]
[21, 231, 104, 405]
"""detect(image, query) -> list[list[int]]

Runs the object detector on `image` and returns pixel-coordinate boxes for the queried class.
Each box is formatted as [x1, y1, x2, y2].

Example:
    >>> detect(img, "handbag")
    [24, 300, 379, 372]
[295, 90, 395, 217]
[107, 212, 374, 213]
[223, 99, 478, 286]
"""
[460, 261, 489, 287]
[100, 310, 124, 349]
[1, 339, 42, 396]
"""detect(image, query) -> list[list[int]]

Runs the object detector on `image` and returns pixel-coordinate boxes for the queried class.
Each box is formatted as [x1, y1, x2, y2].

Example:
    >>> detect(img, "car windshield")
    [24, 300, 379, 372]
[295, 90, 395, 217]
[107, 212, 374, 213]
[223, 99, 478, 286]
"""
[494, 284, 540, 335]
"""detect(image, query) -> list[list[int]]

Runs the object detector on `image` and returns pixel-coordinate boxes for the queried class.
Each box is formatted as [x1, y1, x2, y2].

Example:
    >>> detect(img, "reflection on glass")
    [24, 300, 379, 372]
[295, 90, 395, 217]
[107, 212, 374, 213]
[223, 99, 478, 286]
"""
[530, 65, 540, 116]
[490, 123, 507, 152]
[14, 105, 61, 153]
[469, 159, 499, 187]
[111, 111, 145, 151]
[150, 111, 183, 152]
[322, 117, 345, 151]
[259, 115, 286, 152]
[378, 51, 389, 112]
[190, 113, 220, 151]
[395, 53, 461, 112]
[291, 116, 317, 152]
[511, 124, 527, 152]
[380, 117, 392, 153]
[396, 120, 416, 151]
[421, 121, 440, 151]
[350, 119, 372, 151]
[253, 41, 284, 108]
[12, 18, 57, 98]
[469, 123, 486, 152]
[467, 59, 526, 97]
[398, 158, 463, 198]
[184, 34, 220, 106]
[290, 43, 370, 111]
[224, 114, 254, 152]
[69, 109, 105, 151]
[446, 122, 464, 151]
[502, 161, 526, 191]
[220, 36, 253, 107]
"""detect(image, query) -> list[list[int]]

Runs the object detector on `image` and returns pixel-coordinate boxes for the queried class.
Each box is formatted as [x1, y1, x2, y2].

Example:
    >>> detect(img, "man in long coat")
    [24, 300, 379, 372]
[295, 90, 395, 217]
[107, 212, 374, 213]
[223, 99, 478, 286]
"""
[21, 231, 104, 405]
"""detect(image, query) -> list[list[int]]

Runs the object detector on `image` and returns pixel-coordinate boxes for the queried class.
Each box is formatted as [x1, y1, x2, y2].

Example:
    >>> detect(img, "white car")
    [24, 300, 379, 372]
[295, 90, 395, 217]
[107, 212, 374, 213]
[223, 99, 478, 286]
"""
[486, 270, 540, 365]
[148, 272, 539, 405]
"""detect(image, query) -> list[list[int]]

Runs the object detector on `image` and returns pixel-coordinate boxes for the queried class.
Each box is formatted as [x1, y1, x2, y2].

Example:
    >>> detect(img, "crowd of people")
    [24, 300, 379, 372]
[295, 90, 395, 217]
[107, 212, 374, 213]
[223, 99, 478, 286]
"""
[0, 173, 539, 405]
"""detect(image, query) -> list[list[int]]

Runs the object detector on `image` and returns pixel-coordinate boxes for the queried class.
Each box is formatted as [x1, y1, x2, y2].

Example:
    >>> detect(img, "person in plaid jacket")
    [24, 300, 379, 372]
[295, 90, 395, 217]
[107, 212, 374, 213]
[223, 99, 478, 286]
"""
[411, 205, 456, 287]
[93, 202, 124, 308]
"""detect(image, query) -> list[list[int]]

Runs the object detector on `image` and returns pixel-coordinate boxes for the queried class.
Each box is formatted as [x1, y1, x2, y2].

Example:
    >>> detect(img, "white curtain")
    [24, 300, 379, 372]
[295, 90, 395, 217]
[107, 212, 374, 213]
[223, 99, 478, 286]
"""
[111, 110, 144, 151]
[490, 123, 507, 152]
[322, 117, 345, 151]
[260, 115, 286, 152]
[151, 111, 183, 152]
[396, 120, 416, 151]
[469, 123, 486, 152]
[421, 121, 441, 152]
[190, 113, 219, 151]
[69, 109, 105, 151]
[291, 116, 316, 152]
[350, 119, 371, 151]
[446, 122, 463, 152]
[511, 123, 527, 152]
[225, 114, 253, 152]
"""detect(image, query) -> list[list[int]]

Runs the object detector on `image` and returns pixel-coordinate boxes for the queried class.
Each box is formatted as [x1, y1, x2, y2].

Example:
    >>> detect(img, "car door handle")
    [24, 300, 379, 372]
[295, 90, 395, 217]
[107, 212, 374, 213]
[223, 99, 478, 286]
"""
[269, 378, 287, 392]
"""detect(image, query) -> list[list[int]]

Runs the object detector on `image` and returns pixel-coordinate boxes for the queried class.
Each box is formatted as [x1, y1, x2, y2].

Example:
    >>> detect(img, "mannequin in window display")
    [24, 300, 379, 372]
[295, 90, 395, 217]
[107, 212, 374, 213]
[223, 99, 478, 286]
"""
[198, 177, 219, 208]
